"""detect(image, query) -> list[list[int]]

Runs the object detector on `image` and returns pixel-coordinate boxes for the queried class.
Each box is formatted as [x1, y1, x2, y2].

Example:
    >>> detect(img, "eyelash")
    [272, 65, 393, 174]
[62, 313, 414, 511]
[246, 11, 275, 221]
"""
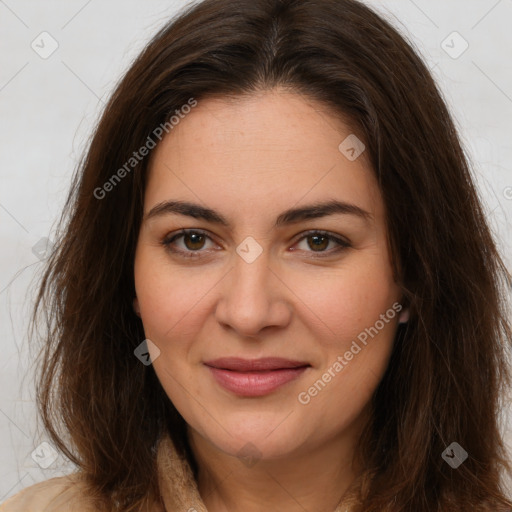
[161, 229, 351, 259]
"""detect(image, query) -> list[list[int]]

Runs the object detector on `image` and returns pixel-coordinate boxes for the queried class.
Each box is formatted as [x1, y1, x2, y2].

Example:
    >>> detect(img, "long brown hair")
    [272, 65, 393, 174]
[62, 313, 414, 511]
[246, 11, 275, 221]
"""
[31, 0, 512, 510]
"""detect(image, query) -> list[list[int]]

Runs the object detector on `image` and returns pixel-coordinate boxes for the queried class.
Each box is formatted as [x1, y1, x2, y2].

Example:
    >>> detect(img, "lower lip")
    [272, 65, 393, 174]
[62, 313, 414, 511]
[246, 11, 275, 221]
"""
[206, 366, 309, 397]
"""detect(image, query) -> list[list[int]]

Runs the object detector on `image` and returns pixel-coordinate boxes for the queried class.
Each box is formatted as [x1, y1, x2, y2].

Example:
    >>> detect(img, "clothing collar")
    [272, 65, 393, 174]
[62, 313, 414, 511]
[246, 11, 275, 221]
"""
[156, 430, 361, 512]
[156, 431, 208, 512]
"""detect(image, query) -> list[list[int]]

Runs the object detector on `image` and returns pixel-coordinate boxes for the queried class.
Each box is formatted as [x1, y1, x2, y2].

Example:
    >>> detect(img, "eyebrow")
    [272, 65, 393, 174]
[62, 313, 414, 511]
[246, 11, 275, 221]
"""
[144, 199, 373, 227]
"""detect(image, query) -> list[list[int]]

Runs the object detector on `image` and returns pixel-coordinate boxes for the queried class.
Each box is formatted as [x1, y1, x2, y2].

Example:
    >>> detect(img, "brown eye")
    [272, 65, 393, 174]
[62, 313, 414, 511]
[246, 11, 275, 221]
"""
[307, 234, 329, 251]
[183, 232, 206, 250]
[294, 230, 351, 257]
[162, 229, 217, 259]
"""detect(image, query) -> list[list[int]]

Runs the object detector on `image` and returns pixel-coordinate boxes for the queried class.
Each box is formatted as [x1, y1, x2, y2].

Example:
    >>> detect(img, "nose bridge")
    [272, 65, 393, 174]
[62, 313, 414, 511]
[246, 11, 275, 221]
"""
[232, 247, 271, 300]
[215, 243, 291, 336]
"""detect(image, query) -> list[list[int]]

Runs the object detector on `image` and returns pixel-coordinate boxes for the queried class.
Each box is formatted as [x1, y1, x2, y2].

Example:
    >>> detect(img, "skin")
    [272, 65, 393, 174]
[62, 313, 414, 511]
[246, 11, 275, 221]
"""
[133, 88, 407, 512]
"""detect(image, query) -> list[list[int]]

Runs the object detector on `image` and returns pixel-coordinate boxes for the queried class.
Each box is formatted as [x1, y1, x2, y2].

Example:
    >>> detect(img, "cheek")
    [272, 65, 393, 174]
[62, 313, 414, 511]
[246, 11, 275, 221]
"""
[289, 252, 399, 412]
[297, 312, 397, 425]
[287, 256, 399, 348]
[134, 251, 216, 343]
[134, 255, 207, 412]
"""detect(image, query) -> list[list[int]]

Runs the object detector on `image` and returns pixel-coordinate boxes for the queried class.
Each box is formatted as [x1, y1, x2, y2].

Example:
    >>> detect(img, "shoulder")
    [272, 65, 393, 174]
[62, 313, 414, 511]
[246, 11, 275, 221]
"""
[0, 473, 103, 512]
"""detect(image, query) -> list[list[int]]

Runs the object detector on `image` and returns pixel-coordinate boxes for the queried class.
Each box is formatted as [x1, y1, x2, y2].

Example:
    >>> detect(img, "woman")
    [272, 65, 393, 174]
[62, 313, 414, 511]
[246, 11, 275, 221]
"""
[1, 0, 511, 510]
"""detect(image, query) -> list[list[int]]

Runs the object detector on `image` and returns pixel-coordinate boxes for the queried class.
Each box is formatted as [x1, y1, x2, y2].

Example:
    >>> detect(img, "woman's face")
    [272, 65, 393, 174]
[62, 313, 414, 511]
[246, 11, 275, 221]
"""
[134, 89, 404, 461]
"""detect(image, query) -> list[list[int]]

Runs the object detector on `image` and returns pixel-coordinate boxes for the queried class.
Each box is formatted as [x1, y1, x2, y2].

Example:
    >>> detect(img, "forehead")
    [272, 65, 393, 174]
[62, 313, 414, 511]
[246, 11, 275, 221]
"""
[159, 89, 359, 161]
[144, 89, 384, 226]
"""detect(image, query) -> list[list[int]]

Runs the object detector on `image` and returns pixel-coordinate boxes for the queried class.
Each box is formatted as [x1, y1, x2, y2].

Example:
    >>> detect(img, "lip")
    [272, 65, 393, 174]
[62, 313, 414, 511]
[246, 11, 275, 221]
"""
[204, 357, 310, 397]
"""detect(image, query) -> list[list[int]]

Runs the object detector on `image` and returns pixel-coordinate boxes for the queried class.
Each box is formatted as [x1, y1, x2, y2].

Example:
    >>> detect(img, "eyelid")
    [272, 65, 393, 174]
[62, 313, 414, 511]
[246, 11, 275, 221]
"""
[161, 228, 351, 258]
[162, 228, 220, 253]
[291, 229, 351, 249]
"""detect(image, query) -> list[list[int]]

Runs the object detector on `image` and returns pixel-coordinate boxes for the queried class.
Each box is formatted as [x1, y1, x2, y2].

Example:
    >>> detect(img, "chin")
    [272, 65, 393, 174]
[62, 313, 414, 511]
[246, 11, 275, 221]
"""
[218, 434, 300, 463]
[193, 414, 311, 462]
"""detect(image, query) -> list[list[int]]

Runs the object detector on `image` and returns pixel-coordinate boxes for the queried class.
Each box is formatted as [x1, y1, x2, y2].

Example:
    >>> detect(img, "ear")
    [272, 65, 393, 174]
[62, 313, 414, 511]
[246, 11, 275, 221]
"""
[398, 307, 410, 324]
[133, 297, 141, 317]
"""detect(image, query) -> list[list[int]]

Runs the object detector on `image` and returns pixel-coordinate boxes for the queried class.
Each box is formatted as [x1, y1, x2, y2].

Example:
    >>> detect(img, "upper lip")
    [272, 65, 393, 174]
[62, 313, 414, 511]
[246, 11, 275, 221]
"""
[204, 357, 310, 372]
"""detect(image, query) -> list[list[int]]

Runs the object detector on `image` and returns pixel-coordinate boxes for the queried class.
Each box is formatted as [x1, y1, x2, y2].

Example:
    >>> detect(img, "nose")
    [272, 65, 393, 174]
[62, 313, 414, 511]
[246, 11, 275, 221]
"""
[214, 249, 292, 338]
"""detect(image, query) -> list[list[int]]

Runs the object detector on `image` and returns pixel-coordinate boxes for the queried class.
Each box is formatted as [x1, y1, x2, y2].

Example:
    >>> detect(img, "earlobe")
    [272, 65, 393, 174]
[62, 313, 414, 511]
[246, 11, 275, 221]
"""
[398, 308, 410, 324]
[133, 297, 141, 317]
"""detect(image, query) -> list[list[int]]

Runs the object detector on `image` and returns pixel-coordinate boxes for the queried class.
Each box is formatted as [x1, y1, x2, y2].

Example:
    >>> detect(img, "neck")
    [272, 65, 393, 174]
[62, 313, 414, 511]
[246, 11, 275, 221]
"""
[187, 422, 364, 512]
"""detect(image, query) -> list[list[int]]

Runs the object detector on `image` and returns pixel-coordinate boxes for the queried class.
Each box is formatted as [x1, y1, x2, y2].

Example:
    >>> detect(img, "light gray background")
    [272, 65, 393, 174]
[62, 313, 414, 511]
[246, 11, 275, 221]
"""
[1, 0, 511, 501]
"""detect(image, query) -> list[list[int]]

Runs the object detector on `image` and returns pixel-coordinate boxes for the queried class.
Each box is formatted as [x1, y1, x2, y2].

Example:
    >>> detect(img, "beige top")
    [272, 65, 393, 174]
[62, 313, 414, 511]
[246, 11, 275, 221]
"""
[0, 432, 358, 511]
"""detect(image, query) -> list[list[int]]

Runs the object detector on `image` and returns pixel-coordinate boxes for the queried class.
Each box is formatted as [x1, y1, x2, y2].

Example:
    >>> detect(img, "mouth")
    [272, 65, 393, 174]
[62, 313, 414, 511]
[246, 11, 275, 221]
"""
[204, 357, 311, 397]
